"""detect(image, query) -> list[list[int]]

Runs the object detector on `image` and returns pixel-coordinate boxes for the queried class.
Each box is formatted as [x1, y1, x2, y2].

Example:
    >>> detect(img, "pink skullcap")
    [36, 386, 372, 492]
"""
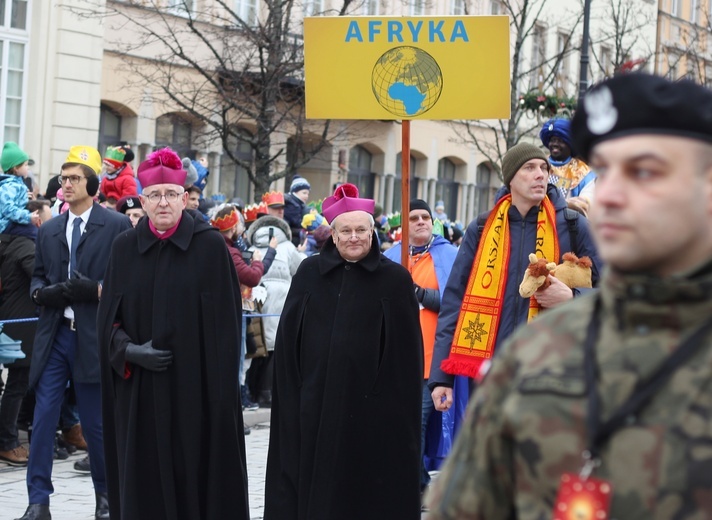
[137, 148, 187, 188]
[321, 183, 375, 223]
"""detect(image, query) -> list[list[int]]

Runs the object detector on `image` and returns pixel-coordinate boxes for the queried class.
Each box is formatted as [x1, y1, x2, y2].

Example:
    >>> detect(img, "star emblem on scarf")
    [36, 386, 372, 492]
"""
[464, 313, 488, 350]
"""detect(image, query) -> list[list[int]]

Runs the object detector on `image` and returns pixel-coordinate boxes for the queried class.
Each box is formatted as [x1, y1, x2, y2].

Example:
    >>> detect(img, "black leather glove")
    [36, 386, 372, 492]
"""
[124, 340, 173, 372]
[34, 283, 70, 308]
[414, 283, 440, 312]
[62, 271, 99, 303]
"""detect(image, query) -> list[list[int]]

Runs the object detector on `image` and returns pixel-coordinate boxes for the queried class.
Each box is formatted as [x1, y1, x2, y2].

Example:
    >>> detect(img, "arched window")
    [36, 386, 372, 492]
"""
[436, 158, 458, 219]
[393, 152, 418, 212]
[348, 145, 374, 198]
[221, 127, 254, 201]
[155, 113, 192, 158]
[476, 163, 496, 214]
[98, 104, 122, 158]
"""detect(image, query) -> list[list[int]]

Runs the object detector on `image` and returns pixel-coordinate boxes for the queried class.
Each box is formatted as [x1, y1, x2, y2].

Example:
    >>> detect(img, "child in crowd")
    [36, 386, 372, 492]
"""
[0, 142, 39, 233]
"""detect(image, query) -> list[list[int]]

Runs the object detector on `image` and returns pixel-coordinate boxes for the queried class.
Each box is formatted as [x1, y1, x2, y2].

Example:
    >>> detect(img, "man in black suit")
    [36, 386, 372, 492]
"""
[16, 146, 130, 520]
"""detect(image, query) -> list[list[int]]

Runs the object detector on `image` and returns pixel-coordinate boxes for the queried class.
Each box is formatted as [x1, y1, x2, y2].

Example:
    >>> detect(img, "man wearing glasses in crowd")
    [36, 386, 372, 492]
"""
[384, 199, 460, 503]
[97, 148, 249, 519]
[18, 146, 131, 520]
[265, 183, 424, 519]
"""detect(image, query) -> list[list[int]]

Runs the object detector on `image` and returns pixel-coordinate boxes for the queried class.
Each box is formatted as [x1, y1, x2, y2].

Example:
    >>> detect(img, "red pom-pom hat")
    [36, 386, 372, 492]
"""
[321, 183, 375, 223]
[137, 147, 187, 188]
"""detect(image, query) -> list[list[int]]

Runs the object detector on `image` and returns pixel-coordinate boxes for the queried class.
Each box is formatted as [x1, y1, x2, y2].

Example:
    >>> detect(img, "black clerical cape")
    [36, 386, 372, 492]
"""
[98, 212, 248, 520]
[264, 235, 423, 520]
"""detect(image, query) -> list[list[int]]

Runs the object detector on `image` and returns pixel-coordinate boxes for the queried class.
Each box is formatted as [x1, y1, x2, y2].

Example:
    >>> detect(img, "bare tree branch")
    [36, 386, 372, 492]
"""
[69, 0, 357, 201]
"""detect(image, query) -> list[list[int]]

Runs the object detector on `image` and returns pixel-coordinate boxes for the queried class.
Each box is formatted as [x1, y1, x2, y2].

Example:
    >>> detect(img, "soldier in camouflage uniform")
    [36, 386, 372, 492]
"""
[426, 73, 712, 519]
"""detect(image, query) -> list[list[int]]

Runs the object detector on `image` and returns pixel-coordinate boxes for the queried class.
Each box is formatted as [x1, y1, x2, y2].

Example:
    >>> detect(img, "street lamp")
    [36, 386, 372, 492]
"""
[579, 0, 592, 99]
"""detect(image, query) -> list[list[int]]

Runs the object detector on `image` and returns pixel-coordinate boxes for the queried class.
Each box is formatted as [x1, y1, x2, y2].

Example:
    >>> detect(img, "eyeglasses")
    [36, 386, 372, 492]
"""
[143, 191, 184, 204]
[60, 175, 86, 185]
[336, 227, 372, 240]
[409, 214, 432, 222]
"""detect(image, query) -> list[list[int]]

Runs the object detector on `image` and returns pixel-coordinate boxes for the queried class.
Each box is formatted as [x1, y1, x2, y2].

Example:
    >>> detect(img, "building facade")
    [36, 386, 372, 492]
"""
[656, 0, 712, 82]
[2, 0, 659, 224]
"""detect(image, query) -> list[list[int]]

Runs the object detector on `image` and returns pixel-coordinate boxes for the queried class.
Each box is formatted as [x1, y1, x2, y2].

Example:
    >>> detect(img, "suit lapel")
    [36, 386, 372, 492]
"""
[52, 212, 70, 250]
[78, 203, 105, 250]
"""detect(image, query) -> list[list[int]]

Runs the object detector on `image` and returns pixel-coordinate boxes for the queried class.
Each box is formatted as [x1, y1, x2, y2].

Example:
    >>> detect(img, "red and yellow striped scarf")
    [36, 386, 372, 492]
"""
[441, 195, 559, 378]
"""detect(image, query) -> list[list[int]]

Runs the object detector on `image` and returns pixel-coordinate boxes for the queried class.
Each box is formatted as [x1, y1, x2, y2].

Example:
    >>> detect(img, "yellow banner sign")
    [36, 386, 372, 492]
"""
[304, 16, 511, 120]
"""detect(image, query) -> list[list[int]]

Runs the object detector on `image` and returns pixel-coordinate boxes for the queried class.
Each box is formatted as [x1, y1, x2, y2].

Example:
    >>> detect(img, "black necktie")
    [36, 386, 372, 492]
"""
[70, 217, 82, 277]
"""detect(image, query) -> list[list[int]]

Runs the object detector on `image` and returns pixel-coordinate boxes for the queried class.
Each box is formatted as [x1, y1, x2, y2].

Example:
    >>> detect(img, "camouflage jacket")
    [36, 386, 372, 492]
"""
[426, 265, 712, 520]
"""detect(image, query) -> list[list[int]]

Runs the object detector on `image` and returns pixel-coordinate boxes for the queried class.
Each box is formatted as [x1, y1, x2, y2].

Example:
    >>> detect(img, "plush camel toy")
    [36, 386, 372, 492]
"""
[519, 254, 557, 298]
[553, 252, 593, 289]
[519, 252, 593, 298]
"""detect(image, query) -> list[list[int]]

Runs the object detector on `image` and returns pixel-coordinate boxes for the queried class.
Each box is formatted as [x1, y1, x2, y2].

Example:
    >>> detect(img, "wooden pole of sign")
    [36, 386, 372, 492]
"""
[400, 120, 411, 267]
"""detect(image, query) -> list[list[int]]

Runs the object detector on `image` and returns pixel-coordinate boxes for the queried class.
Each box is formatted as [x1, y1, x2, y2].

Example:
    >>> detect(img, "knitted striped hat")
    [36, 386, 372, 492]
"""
[290, 176, 311, 193]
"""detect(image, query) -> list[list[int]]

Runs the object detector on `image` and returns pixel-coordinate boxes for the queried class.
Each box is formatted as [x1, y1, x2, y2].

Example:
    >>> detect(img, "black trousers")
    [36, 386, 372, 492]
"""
[0, 365, 29, 450]
[246, 352, 273, 401]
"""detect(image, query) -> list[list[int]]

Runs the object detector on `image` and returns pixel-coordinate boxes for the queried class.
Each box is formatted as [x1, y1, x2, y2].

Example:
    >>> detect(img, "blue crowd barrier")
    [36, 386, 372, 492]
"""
[0, 313, 280, 327]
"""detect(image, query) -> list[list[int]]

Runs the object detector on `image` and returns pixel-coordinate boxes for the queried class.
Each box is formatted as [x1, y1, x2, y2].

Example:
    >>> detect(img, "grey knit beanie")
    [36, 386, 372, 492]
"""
[182, 157, 198, 187]
[501, 142, 548, 187]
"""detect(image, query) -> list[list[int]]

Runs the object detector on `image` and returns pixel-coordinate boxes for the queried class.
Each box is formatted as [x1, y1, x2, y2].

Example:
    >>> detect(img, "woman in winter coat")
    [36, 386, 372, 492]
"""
[209, 204, 278, 414]
[245, 215, 305, 406]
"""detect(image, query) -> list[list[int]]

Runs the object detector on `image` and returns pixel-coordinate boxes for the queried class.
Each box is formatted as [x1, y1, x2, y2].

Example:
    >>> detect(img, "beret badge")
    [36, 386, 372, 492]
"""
[584, 86, 618, 135]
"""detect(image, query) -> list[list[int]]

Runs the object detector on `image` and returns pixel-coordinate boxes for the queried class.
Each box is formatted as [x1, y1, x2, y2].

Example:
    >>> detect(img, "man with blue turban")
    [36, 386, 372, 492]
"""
[539, 118, 596, 216]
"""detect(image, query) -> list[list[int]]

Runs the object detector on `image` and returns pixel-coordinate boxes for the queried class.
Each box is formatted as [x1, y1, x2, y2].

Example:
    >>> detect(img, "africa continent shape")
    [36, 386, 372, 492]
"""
[372, 46, 443, 117]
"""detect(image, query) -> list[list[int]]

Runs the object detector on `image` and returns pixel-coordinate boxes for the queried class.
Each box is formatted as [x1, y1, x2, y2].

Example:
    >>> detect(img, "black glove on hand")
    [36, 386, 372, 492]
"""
[125, 340, 173, 372]
[413, 283, 441, 312]
[414, 283, 425, 302]
[63, 271, 99, 303]
[35, 283, 70, 308]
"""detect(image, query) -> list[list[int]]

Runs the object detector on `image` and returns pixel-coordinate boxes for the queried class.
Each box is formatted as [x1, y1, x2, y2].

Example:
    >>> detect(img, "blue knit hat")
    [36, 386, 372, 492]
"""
[290, 176, 311, 193]
[539, 118, 574, 150]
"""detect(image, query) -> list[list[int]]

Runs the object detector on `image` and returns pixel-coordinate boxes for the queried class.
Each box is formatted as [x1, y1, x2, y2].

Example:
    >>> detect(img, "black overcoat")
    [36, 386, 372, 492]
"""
[30, 204, 131, 387]
[0, 231, 36, 368]
[264, 234, 423, 520]
[97, 211, 249, 520]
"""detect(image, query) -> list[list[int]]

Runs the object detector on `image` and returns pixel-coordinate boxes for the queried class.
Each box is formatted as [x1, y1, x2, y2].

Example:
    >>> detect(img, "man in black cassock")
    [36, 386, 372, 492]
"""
[97, 148, 248, 520]
[264, 183, 423, 520]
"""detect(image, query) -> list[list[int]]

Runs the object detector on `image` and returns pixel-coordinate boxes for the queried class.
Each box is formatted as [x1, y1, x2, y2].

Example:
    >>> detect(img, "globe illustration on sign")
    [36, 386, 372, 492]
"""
[372, 46, 443, 118]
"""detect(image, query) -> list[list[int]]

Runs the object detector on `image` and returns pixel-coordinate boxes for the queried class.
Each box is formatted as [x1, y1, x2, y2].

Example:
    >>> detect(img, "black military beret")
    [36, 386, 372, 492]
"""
[117, 195, 142, 214]
[572, 73, 712, 161]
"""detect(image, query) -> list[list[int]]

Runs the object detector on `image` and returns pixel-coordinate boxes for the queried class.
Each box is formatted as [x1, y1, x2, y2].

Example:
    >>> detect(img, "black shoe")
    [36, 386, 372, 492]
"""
[95, 491, 109, 519]
[55, 435, 77, 455]
[244, 426, 251, 435]
[74, 455, 91, 473]
[241, 385, 259, 411]
[53, 435, 68, 460]
[243, 399, 259, 412]
[258, 390, 272, 408]
[14, 504, 51, 520]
